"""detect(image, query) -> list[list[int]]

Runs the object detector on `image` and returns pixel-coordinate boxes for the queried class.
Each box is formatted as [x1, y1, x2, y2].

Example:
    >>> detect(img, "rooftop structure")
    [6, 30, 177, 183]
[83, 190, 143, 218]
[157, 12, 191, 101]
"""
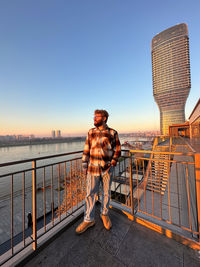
[152, 23, 191, 135]
[189, 98, 200, 139]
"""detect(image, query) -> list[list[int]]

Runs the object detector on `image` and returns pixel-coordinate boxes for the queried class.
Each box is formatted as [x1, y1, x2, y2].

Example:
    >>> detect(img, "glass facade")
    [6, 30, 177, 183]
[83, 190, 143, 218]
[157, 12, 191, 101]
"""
[151, 23, 191, 135]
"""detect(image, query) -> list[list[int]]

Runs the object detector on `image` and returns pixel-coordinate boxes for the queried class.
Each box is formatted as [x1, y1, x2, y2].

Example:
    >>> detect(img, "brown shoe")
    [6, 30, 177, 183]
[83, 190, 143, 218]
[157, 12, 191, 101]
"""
[100, 214, 112, 230]
[75, 220, 95, 234]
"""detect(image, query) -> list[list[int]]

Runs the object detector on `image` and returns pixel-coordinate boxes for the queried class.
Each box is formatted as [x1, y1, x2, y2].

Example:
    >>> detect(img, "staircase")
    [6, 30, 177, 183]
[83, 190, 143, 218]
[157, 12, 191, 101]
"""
[146, 146, 170, 195]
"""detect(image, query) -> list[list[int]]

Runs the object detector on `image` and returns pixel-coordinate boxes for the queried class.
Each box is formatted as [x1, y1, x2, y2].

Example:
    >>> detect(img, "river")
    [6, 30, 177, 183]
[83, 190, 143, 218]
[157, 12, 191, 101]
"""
[0, 137, 150, 244]
[0, 136, 150, 200]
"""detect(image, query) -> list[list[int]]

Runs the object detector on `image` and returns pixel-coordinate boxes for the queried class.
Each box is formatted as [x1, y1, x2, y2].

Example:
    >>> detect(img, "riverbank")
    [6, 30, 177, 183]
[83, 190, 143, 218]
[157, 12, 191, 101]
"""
[0, 136, 86, 148]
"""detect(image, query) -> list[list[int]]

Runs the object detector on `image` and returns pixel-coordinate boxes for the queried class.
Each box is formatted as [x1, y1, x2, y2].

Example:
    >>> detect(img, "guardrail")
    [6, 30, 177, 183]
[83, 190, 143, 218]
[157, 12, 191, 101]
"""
[0, 151, 85, 265]
[1, 145, 200, 265]
[128, 149, 200, 242]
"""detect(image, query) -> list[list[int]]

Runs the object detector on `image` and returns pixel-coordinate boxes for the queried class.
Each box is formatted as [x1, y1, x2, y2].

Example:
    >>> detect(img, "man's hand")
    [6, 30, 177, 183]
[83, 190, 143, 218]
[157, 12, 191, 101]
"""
[82, 168, 88, 175]
[111, 159, 117, 167]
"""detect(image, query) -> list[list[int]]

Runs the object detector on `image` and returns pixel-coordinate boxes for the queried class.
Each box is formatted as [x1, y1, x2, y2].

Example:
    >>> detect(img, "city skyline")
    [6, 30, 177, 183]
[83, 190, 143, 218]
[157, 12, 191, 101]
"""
[0, 1, 200, 137]
[0, 129, 160, 138]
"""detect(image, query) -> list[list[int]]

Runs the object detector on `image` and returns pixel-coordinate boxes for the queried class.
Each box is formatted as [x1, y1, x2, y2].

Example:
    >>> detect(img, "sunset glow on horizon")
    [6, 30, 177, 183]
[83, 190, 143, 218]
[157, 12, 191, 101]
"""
[0, 0, 199, 137]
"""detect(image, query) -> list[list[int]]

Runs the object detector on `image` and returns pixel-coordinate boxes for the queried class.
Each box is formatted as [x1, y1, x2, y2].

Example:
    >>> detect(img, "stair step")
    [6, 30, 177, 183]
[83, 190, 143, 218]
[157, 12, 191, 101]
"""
[147, 184, 166, 190]
[146, 188, 165, 195]
[147, 180, 166, 186]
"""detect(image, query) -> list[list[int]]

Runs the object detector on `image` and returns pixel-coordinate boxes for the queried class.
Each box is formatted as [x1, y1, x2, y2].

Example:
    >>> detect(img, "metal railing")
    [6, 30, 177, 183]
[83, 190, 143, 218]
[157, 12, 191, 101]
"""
[127, 149, 200, 242]
[0, 151, 86, 265]
[0, 144, 200, 265]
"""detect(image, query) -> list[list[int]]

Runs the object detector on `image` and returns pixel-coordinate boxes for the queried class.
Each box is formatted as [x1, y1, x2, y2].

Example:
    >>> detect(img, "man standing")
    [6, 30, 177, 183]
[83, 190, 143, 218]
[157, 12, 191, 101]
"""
[76, 109, 121, 234]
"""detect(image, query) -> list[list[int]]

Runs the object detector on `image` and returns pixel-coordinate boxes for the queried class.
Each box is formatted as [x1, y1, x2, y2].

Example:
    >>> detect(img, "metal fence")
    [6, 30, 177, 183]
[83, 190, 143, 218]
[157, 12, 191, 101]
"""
[127, 149, 200, 242]
[0, 151, 86, 265]
[0, 146, 200, 265]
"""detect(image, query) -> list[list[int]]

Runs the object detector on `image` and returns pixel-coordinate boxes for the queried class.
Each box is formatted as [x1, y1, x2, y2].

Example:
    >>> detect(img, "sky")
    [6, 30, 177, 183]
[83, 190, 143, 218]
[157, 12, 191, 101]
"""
[0, 0, 199, 137]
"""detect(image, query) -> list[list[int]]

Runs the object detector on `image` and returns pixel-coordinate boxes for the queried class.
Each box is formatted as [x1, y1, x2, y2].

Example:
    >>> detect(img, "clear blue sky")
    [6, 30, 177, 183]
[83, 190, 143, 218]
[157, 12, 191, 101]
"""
[0, 0, 199, 136]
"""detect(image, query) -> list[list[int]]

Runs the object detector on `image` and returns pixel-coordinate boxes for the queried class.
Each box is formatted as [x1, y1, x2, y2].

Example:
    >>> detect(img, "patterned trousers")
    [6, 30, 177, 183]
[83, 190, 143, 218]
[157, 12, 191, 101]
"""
[84, 166, 113, 222]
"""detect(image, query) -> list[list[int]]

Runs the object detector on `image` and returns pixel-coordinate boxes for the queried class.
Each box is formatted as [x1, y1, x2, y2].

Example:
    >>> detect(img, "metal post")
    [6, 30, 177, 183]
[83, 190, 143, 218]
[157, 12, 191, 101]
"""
[23, 172, 25, 247]
[58, 164, 61, 221]
[195, 153, 200, 241]
[51, 165, 54, 226]
[169, 137, 172, 152]
[32, 160, 37, 250]
[43, 168, 46, 232]
[11, 175, 14, 255]
[129, 152, 134, 216]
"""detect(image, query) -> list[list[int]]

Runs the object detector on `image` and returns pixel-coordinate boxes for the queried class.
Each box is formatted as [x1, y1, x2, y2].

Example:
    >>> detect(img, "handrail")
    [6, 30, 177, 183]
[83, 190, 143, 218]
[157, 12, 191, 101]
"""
[0, 150, 87, 265]
[1, 145, 200, 265]
[129, 149, 195, 156]
[0, 150, 83, 167]
[0, 149, 129, 168]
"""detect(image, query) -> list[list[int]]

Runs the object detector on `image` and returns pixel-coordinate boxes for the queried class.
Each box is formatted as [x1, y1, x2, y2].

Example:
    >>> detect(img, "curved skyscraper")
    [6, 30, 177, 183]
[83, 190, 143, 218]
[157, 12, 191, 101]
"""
[151, 23, 191, 135]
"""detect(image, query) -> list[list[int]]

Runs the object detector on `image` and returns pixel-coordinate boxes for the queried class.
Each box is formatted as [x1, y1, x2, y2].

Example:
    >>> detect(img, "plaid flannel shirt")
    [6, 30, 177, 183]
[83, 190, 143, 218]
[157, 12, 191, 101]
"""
[82, 125, 121, 176]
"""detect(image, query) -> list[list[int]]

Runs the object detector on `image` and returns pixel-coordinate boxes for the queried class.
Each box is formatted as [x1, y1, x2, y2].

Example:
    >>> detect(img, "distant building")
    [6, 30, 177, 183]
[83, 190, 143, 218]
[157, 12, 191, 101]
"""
[151, 23, 191, 135]
[51, 130, 56, 139]
[56, 130, 61, 138]
[17, 135, 24, 140]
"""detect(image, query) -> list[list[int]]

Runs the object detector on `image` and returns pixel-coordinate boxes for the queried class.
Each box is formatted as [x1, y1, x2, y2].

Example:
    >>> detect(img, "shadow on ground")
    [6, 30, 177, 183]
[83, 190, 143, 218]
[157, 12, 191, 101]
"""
[24, 206, 200, 267]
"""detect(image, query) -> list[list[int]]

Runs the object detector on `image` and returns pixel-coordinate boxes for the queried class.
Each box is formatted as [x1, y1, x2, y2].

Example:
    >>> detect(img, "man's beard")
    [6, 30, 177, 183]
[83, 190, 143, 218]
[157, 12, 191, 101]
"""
[94, 120, 103, 127]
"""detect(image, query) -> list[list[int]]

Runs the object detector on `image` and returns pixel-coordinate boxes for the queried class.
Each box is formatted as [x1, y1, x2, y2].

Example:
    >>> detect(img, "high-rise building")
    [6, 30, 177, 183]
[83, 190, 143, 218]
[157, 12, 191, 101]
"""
[151, 23, 191, 135]
[56, 130, 61, 138]
[51, 130, 56, 139]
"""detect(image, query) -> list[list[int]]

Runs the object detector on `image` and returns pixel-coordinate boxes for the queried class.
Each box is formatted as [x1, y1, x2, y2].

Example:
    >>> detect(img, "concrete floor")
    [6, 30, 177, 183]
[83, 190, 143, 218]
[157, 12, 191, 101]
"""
[23, 207, 200, 267]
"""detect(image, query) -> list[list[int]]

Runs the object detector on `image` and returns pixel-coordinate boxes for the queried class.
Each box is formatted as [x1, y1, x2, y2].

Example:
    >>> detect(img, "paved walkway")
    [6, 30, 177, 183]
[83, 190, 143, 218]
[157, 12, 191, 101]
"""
[23, 207, 200, 267]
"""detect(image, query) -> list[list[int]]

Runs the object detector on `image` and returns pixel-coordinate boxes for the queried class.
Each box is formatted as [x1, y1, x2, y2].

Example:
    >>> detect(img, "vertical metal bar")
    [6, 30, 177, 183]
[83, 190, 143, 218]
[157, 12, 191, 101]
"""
[129, 152, 134, 215]
[158, 158, 162, 219]
[32, 160, 37, 250]
[114, 165, 116, 201]
[43, 167, 46, 232]
[120, 178, 122, 202]
[195, 153, 200, 240]
[169, 137, 172, 152]
[11, 175, 14, 255]
[176, 162, 181, 226]
[58, 164, 61, 221]
[51, 165, 54, 226]
[167, 156, 171, 224]
[124, 157, 127, 205]
[143, 160, 147, 213]
[114, 180, 116, 200]
[76, 160, 78, 207]
[136, 159, 139, 211]
[64, 162, 67, 216]
[79, 159, 82, 206]
[80, 160, 83, 205]
[23, 172, 25, 247]
[70, 161, 73, 213]
[150, 160, 154, 216]
[186, 163, 192, 231]
[77, 159, 80, 206]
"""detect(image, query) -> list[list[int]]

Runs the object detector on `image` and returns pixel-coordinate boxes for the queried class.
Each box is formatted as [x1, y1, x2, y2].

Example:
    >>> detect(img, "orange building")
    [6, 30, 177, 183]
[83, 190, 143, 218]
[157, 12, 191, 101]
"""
[169, 98, 200, 138]
[189, 98, 200, 138]
[169, 121, 190, 137]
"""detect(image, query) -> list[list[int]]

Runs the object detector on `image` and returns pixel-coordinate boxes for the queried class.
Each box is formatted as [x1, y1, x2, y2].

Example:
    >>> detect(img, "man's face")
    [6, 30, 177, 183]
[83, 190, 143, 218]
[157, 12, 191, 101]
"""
[94, 113, 105, 127]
